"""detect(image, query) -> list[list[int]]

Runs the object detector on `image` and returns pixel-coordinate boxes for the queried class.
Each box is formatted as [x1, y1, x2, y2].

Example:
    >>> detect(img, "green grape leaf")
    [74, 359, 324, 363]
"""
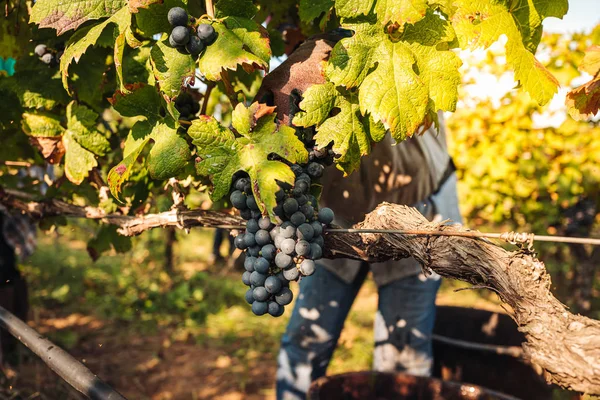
[66, 102, 111, 156]
[135, 0, 186, 37]
[325, 20, 381, 88]
[110, 83, 163, 124]
[150, 38, 196, 98]
[197, 18, 270, 81]
[215, 0, 258, 18]
[334, 0, 374, 18]
[68, 48, 113, 110]
[128, 0, 163, 13]
[30, 0, 127, 34]
[299, 0, 334, 22]
[292, 82, 338, 127]
[358, 40, 428, 140]
[231, 102, 277, 136]
[375, 0, 427, 26]
[293, 85, 384, 175]
[21, 112, 65, 137]
[62, 130, 98, 184]
[511, 0, 568, 53]
[189, 103, 308, 218]
[451, 0, 558, 105]
[108, 137, 151, 199]
[2, 55, 70, 109]
[146, 123, 191, 179]
[60, 7, 131, 91]
[0, 9, 30, 59]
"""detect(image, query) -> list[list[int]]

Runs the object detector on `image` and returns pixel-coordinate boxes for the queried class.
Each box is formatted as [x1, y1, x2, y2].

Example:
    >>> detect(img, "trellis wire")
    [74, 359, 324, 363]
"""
[212, 225, 600, 247]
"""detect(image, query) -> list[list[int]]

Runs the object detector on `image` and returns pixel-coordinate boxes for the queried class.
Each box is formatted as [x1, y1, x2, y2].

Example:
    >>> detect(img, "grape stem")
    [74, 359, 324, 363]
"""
[201, 81, 216, 115]
[220, 70, 239, 107]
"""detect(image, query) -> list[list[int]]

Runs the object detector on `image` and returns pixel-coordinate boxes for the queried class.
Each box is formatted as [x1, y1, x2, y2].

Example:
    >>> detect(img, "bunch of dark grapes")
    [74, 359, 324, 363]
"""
[167, 7, 217, 58]
[175, 91, 200, 128]
[230, 163, 335, 316]
[34, 44, 62, 66]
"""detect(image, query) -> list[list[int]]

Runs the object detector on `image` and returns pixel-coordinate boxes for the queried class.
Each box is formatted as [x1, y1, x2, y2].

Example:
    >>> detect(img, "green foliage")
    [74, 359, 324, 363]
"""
[189, 103, 308, 219]
[3, 0, 588, 258]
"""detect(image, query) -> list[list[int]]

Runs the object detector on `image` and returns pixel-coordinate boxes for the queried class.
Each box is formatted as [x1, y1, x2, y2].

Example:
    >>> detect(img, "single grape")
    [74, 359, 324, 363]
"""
[247, 246, 260, 257]
[283, 198, 299, 215]
[313, 235, 325, 248]
[275, 271, 289, 288]
[291, 164, 303, 176]
[297, 223, 314, 241]
[309, 243, 322, 260]
[318, 207, 335, 224]
[235, 177, 250, 191]
[283, 266, 299, 281]
[178, 104, 192, 117]
[175, 92, 193, 107]
[275, 190, 286, 202]
[242, 271, 252, 286]
[167, 7, 188, 27]
[252, 301, 268, 316]
[196, 23, 217, 44]
[239, 208, 252, 220]
[295, 180, 309, 194]
[280, 222, 296, 238]
[185, 35, 204, 56]
[273, 204, 285, 218]
[254, 257, 270, 274]
[275, 252, 292, 269]
[264, 276, 282, 294]
[295, 240, 310, 256]
[171, 26, 190, 46]
[268, 301, 285, 317]
[261, 244, 277, 261]
[296, 194, 307, 206]
[275, 287, 293, 306]
[253, 286, 269, 302]
[258, 217, 272, 230]
[234, 235, 247, 250]
[244, 256, 256, 272]
[255, 229, 271, 246]
[307, 195, 318, 208]
[251, 210, 262, 219]
[269, 226, 280, 241]
[307, 162, 324, 179]
[311, 221, 323, 236]
[300, 204, 314, 219]
[246, 219, 259, 233]
[274, 234, 284, 249]
[34, 44, 47, 57]
[245, 288, 255, 304]
[191, 101, 200, 114]
[230, 190, 247, 210]
[290, 211, 306, 227]
[280, 238, 296, 255]
[41, 53, 53, 64]
[296, 173, 311, 183]
[250, 271, 267, 286]
[246, 195, 259, 210]
[300, 259, 316, 276]
[243, 232, 257, 248]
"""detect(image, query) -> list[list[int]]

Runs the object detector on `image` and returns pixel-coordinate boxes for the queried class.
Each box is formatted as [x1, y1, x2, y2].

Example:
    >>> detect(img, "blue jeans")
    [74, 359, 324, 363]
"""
[276, 264, 442, 400]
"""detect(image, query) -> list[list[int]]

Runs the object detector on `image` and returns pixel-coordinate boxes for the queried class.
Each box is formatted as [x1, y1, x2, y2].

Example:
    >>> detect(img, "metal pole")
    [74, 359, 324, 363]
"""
[0, 306, 127, 400]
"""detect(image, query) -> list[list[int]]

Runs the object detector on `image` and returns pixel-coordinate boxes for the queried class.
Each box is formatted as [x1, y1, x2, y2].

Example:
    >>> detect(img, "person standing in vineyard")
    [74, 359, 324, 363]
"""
[256, 33, 463, 399]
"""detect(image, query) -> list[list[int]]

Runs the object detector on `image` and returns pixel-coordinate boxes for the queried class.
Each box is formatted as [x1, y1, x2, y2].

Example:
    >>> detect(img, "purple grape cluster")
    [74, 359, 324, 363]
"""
[167, 7, 217, 58]
[34, 44, 62, 66]
[230, 160, 335, 317]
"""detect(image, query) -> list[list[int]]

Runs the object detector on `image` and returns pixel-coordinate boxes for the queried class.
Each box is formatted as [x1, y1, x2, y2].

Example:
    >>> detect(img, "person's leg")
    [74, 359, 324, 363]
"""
[373, 271, 441, 376]
[277, 264, 368, 400]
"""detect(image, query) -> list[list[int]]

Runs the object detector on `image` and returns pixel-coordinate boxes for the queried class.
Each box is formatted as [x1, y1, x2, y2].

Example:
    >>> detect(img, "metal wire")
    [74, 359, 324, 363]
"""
[211, 225, 600, 246]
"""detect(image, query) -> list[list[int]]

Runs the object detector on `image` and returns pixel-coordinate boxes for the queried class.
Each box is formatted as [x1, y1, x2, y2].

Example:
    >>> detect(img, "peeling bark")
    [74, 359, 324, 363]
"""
[1, 189, 600, 394]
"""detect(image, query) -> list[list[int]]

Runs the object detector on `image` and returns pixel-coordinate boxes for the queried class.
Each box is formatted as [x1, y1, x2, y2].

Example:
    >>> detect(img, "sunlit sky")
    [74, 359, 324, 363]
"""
[543, 0, 599, 34]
